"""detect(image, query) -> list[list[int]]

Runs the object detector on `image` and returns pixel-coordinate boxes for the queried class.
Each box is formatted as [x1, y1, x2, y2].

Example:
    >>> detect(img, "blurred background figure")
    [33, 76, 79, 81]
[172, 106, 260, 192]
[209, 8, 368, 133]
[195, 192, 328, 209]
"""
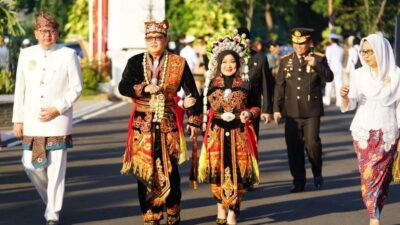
[193, 36, 208, 93]
[343, 35, 361, 84]
[0, 35, 10, 71]
[20, 38, 31, 49]
[178, 35, 199, 104]
[180, 35, 198, 73]
[251, 39, 263, 53]
[324, 32, 344, 107]
[267, 41, 281, 77]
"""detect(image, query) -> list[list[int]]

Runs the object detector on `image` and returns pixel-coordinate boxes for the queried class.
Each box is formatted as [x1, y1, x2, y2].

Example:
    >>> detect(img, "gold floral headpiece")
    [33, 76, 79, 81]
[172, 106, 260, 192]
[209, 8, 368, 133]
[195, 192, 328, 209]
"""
[202, 29, 251, 130]
[144, 19, 169, 35]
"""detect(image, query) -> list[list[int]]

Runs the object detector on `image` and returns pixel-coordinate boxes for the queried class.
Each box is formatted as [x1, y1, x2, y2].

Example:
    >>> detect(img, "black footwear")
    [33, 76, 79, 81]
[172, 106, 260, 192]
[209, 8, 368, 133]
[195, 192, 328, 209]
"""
[144, 221, 160, 225]
[290, 185, 305, 193]
[46, 221, 59, 225]
[216, 218, 227, 225]
[167, 213, 180, 225]
[314, 176, 324, 190]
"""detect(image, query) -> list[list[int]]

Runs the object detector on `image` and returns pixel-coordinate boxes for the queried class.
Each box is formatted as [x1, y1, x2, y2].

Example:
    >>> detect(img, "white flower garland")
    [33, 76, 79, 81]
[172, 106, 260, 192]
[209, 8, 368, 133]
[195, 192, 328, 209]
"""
[142, 51, 169, 122]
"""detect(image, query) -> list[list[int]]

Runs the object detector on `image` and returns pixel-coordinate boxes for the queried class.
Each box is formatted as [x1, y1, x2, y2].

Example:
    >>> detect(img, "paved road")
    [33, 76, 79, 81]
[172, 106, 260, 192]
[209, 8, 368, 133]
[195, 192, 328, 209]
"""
[1, 103, 399, 225]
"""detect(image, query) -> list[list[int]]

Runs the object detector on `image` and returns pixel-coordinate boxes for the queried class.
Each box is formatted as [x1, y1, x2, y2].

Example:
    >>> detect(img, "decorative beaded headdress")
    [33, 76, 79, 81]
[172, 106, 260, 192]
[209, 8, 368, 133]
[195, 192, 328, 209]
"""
[144, 19, 169, 35]
[202, 29, 251, 130]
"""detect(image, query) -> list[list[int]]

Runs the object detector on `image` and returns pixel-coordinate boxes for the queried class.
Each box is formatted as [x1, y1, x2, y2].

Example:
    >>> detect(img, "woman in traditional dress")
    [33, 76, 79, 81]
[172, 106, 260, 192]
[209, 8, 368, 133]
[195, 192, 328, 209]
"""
[340, 33, 400, 225]
[198, 31, 260, 225]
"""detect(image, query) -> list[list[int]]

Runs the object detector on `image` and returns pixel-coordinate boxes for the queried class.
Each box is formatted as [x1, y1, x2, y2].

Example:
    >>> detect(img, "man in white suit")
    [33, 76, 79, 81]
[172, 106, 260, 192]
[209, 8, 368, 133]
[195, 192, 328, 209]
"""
[12, 12, 82, 225]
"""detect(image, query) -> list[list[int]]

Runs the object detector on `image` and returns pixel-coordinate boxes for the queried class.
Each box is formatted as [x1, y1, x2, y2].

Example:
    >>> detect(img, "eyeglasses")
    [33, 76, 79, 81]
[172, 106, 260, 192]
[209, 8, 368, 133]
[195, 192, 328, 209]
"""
[145, 36, 164, 42]
[360, 49, 374, 56]
[38, 29, 58, 36]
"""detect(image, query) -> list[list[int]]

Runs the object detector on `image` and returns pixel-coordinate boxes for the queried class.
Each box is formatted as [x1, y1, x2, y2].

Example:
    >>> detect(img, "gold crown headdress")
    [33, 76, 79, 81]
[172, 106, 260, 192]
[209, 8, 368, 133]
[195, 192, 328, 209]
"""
[144, 19, 169, 35]
[202, 29, 251, 130]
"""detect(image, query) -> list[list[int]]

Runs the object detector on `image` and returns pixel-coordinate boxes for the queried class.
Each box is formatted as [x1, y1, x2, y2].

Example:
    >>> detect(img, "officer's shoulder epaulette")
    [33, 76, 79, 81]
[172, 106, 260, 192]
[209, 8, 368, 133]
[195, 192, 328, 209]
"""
[280, 53, 291, 60]
[313, 52, 325, 57]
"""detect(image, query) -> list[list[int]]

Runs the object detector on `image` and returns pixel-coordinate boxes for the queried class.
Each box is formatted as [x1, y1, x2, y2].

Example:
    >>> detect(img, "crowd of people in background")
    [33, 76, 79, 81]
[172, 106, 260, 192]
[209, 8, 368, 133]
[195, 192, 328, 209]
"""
[4, 9, 400, 225]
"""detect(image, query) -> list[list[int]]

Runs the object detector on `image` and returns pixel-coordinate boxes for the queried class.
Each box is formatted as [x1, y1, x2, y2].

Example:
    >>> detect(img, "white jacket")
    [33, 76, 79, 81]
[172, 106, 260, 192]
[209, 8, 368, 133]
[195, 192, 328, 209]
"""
[325, 43, 344, 74]
[12, 44, 83, 136]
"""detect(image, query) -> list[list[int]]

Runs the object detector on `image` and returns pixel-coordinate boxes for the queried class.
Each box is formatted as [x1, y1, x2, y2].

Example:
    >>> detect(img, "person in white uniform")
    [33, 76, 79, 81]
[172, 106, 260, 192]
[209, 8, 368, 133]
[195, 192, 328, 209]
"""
[12, 12, 83, 225]
[179, 35, 198, 73]
[178, 35, 199, 106]
[324, 33, 344, 106]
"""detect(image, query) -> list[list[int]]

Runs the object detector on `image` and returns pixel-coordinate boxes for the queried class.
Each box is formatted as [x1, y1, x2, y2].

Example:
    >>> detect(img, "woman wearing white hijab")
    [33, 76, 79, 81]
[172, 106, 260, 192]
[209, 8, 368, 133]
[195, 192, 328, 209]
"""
[340, 33, 400, 225]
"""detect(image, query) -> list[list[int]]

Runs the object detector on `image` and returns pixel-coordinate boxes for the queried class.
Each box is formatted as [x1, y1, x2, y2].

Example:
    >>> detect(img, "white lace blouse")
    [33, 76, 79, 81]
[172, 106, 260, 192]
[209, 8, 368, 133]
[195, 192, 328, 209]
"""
[341, 67, 400, 151]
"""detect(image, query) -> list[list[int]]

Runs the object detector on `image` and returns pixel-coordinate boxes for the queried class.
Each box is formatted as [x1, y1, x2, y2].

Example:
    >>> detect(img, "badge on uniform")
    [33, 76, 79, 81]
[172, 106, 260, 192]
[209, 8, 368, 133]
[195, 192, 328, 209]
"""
[284, 58, 293, 79]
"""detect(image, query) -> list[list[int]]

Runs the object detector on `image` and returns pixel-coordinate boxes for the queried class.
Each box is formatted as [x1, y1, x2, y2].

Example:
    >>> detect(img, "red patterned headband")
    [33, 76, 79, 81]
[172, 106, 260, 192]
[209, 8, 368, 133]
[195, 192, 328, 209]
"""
[35, 12, 59, 30]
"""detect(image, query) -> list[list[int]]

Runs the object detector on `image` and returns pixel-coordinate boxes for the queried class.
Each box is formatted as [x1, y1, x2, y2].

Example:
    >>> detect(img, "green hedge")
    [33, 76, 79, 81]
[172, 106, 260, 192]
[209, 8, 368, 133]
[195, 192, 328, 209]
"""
[0, 69, 14, 94]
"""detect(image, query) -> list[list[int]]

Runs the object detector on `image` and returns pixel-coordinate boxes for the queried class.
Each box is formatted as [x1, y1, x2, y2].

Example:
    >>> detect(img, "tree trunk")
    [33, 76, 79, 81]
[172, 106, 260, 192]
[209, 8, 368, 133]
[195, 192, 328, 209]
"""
[265, 2, 273, 32]
[246, 0, 254, 30]
[363, 0, 370, 33]
[372, 0, 387, 32]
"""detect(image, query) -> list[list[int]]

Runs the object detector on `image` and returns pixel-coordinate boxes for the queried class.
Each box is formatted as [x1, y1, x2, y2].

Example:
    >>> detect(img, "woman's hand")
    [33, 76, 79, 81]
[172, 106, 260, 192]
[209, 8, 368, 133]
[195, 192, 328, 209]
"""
[340, 85, 349, 99]
[240, 111, 252, 123]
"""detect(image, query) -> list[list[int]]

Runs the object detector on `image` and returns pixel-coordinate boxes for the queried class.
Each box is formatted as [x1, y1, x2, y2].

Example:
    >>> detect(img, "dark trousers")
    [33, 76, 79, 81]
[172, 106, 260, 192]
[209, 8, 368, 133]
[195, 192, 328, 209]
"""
[253, 117, 260, 139]
[137, 157, 181, 220]
[137, 128, 182, 221]
[284, 117, 322, 186]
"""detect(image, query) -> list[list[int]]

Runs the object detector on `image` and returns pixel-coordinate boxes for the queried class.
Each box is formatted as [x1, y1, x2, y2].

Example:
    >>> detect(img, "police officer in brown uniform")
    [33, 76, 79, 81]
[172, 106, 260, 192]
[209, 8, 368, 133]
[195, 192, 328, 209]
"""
[273, 28, 333, 193]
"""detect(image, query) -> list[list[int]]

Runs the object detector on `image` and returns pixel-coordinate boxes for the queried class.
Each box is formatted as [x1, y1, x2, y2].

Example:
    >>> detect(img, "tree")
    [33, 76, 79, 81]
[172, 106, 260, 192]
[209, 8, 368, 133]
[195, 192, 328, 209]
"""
[64, 0, 88, 42]
[0, 0, 24, 36]
[15, 0, 75, 39]
[309, 0, 399, 39]
[166, 0, 239, 41]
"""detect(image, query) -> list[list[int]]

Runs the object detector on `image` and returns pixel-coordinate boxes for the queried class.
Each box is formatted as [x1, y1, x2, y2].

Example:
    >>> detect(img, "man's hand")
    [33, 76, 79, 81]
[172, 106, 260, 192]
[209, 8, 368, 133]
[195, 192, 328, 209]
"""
[39, 107, 60, 122]
[304, 54, 317, 67]
[183, 94, 196, 108]
[187, 125, 199, 139]
[273, 112, 282, 124]
[240, 111, 252, 123]
[144, 84, 160, 94]
[260, 113, 272, 124]
[13, 123, 24, 138]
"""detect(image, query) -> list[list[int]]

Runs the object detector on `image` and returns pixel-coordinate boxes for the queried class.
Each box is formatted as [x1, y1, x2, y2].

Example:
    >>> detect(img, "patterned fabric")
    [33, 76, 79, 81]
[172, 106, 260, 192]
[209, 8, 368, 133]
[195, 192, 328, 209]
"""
[353, 129, 396, 219]
[22, 135, 72, 169]
[119, 52, 202, 222]
[198, 75, 260, 212]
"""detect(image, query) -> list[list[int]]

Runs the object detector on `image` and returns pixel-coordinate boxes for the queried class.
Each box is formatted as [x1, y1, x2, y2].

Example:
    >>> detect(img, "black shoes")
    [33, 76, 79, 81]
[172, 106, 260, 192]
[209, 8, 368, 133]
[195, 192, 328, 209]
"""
[314, 176, 324, 190]
[290, 185, 305, 193]
[46, 221, 59, 225]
